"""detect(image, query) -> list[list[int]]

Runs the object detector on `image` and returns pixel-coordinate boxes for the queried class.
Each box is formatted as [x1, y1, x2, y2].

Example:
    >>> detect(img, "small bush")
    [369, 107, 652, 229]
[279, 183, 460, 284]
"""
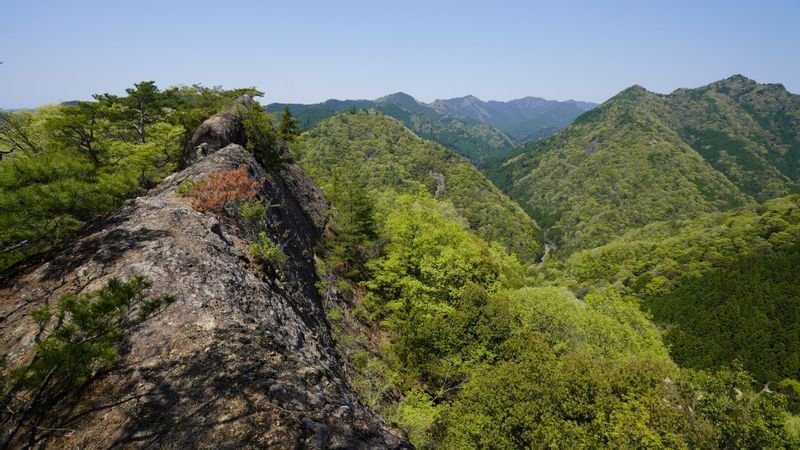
[175, 178, 204, 196]
[237, 199, 266, 222]
[187, 165, 261, 212]
[249, 231, 287, 267]
[1, 276, 176, 445]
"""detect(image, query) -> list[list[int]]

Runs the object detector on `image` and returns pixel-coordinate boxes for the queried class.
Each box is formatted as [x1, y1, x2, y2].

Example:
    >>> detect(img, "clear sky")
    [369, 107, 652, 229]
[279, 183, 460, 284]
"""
[1, 0, 799, 108]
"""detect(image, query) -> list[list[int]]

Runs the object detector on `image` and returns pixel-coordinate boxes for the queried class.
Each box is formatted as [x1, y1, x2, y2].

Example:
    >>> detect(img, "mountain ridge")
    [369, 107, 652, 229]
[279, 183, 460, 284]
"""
[267, 92, 596, 163]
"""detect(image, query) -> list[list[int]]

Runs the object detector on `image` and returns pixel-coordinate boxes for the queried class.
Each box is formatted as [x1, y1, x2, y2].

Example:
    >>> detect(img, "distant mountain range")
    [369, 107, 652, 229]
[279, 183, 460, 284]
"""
[267, 93, 595, 164]
[491, 74, 800, 251]
[431, 95, 596, 142]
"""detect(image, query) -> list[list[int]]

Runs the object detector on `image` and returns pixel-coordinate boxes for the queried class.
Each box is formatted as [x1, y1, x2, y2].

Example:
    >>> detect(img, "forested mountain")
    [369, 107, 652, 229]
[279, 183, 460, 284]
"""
[666, 75, 800, 200]
[430, 95, 596, 143]
[268, 93, 518, 164]
[493, 75, 799, 252]
[291, 110, 543, 262]
[3, 79, 800, 449]
[544, 194, 800, 383]
[302, 116, 800, 449]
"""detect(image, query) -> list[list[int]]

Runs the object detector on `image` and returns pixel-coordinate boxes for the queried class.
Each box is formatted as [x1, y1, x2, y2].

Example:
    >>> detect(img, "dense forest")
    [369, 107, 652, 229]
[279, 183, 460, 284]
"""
[292, 110, 543, 262]
[2, 77, 800, 448]
[286, 82, 800, 446]
[491, 75, 800, 252]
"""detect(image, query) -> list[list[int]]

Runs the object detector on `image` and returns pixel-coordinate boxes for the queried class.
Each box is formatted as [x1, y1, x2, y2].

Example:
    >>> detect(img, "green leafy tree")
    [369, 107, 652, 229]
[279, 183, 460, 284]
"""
[241, 100, 278, 168]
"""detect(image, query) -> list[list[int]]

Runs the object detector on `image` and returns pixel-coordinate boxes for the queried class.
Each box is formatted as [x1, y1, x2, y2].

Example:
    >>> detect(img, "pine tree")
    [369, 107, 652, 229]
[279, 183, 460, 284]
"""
[278, 106, 299, 142]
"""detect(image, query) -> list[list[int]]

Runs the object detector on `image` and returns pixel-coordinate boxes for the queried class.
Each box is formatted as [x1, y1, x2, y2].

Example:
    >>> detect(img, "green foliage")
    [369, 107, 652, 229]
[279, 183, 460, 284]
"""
[318, 186, 800, 448]
[277, 106, 299, 142]
[11, 277, 175, 390]
[543, 195, 800, 384]
[433, 336, 691, 449]
[666, 364, 797, 449]
[391, 388, 441, 448]
[294, 110, 543, 262]
[320, 167, 377, 281]
[1, 277, 175, 445]
[650, 244, 800, 383]
[0, 83, 257, 270]
[778, 379, 800, 413]
[249, 231, 287, 268]
[363, 192, 524, 376]
[175, 177, 203, 196]
[552, 195, 800, 294]
[237, 199, 266, 223]
[241, 100, 279, 168]
[434, 336, 797, 449]
[507, 286, 669, 361]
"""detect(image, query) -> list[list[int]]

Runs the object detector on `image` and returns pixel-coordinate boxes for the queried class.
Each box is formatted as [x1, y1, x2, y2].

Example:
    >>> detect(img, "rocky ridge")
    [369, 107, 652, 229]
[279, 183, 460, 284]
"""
[0, 102, 409, 448]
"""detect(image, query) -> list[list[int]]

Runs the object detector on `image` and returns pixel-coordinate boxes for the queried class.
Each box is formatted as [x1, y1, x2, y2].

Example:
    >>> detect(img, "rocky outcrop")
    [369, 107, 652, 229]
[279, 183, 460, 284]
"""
[0, 110, 408, 448]
[180, 95, 252, 169]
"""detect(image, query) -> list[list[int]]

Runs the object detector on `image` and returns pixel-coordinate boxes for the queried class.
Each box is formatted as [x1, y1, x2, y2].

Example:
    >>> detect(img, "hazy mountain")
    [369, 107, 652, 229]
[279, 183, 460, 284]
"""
[268, 94, 517, 164]
[268, 92, 596, 164]
[431, 95, 596, 143]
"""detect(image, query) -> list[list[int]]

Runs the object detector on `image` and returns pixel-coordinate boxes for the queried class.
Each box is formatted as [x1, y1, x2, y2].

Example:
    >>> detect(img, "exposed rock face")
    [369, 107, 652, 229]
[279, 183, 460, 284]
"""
[0, 110, 408, 448]
[180, 95, 253, 169]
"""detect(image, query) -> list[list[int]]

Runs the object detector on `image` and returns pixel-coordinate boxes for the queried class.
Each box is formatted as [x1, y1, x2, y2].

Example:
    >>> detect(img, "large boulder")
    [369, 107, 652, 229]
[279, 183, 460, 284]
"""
[180, 95, 253, 168]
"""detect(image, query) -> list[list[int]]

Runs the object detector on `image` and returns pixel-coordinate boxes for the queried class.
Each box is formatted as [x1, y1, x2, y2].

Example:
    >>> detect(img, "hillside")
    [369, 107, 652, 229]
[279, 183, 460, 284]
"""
[268, 93, 518, 164]
[665, 75, 800, 200]
[292, 110, 543, 262]
[430, 95, 596, 143]
[494, 84, 752, 251]
[493, 76, 800, 252]
[544, 194, 800, 383]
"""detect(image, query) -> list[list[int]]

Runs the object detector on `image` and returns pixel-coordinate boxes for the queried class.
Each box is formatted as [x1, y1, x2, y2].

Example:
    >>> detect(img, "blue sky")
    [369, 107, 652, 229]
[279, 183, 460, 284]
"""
[1, 0, 798, 107]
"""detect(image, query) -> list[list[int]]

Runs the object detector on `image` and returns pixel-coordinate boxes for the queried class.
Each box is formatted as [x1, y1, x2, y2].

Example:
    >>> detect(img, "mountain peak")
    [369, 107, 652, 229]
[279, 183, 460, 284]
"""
[722, 74, 756, 84]
[375, 92, 419, 105]
[709, 74, 759, 94]
[610, 85, 655, 103]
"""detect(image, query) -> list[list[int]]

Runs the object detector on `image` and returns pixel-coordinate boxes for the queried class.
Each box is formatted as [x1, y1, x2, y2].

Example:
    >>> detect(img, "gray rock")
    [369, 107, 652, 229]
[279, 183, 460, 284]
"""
[0, 141, 406, 448]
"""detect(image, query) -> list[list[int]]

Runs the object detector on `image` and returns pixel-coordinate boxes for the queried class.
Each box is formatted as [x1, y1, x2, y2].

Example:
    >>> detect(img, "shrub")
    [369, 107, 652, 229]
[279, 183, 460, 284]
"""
[249, 231, 287, 268]
[187, 165, 261, 212]
[175, 178, 204, 196]
[1, 276, 176, 446]
[237, 199, 266, 222]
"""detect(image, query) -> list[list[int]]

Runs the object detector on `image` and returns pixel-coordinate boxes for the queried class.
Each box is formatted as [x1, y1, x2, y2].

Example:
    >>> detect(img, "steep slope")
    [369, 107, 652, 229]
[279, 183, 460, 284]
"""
[546, 194, 800, 383]
[268, 94, 517, 164]
[430, 95, 596, 143]
[494, 76, 800, 252]
[293, 110, 543, 262]
[0, 108, 408, 448]
[495, 85, 751, 251]
[666, 74, 800, 200]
